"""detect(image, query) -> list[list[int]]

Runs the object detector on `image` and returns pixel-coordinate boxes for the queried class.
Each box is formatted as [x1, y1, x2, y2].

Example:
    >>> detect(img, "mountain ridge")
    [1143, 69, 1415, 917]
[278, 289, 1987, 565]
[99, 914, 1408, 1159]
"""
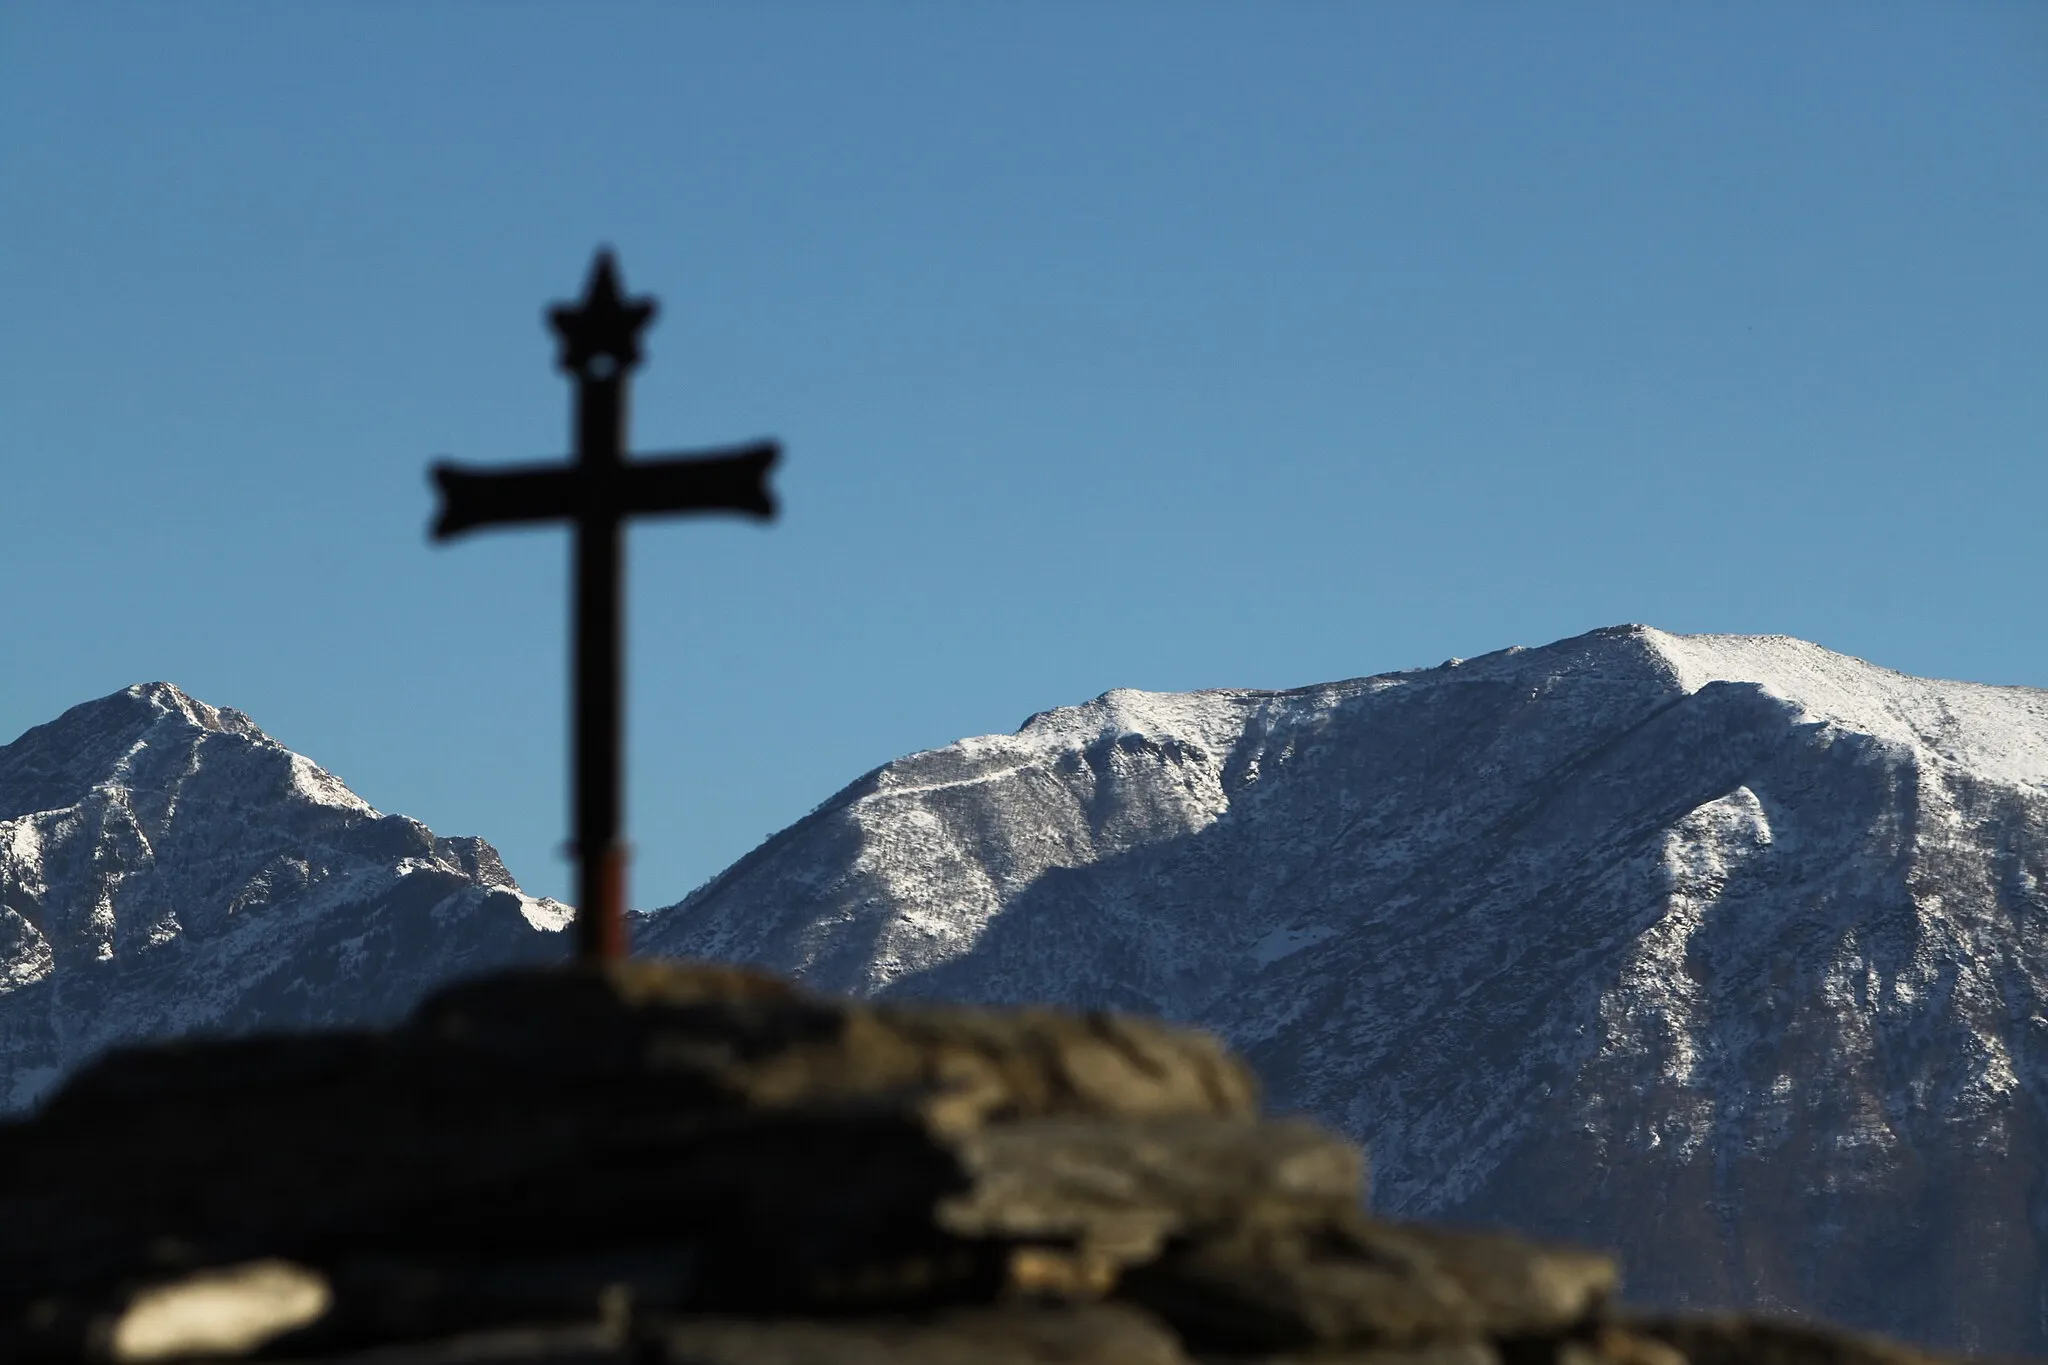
[637, 624, 2048, 1353]
[7, 629, 2048, 1350]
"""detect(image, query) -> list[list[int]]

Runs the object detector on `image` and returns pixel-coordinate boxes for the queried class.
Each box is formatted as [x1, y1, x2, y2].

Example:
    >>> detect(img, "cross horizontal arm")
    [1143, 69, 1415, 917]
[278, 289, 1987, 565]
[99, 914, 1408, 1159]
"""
[431, 441, 779, 540]
[619, 442, 779, 520]
[431, 463, 579, 538]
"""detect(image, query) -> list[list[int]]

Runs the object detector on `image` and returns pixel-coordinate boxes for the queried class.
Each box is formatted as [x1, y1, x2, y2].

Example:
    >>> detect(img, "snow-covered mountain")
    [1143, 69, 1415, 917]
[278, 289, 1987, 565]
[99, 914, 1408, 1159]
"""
[8, 629, 2048, 1351]
[639, 625, 2048, 1355]
[0, 682, 569, 1111]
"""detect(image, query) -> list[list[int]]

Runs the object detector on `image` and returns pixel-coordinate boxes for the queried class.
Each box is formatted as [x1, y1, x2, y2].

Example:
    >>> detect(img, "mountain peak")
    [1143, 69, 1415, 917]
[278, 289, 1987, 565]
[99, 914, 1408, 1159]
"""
[120, 681, 255, 738]
[0, 684, 570, 1113]
[1, 683, 306, 825]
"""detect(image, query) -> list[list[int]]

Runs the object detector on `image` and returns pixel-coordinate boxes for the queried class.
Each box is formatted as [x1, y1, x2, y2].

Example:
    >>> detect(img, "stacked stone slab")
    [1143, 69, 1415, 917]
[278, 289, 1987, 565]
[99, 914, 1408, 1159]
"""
[0, 962, 1959, 1364]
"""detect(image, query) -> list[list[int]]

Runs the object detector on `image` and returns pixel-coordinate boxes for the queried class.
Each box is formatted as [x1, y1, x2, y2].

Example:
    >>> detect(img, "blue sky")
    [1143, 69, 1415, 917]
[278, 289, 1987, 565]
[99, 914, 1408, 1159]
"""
[5, 4, 2044, 907]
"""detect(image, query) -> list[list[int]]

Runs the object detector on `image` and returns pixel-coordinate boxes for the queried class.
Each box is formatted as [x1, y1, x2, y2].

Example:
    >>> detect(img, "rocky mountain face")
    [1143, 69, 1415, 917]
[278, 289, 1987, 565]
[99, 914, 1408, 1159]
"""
[640, 625, 2048, 1356]
[0, 682, 569, 1112]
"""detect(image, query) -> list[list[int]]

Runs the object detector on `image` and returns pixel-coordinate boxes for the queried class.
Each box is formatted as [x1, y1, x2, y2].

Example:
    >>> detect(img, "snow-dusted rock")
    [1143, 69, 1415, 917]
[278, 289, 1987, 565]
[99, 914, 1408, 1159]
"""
[0, 682, 569, 1111]
[640, 626, 2048, 1354]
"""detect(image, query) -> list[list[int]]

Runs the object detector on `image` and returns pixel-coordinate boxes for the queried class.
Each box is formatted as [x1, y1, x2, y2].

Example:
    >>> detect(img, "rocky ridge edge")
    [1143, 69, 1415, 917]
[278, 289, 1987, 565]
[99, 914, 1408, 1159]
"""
[0, 959, 1971, 1364]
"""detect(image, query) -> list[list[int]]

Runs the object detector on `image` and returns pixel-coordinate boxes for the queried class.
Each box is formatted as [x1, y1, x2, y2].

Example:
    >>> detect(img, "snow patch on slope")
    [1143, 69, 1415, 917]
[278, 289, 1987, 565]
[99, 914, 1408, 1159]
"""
[1645, 626, 2048, 791]
[289, 752, 377, 814]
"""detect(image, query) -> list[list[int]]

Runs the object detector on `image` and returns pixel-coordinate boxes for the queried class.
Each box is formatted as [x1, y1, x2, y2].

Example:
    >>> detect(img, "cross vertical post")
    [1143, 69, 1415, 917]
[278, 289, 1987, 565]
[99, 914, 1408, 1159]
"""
[430, 250, 779, 961]
[571, 324, 627, 960]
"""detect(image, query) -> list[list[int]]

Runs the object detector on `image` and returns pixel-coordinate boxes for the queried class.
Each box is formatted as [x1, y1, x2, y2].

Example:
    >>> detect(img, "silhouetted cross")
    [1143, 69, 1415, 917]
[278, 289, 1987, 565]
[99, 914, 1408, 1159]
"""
[431, 250, 778, 960]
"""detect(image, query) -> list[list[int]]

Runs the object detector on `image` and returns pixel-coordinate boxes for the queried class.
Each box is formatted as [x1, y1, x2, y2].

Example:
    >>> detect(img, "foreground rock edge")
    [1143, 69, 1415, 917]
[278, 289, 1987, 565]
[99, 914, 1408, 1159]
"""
[0, 960, 1986, 1364]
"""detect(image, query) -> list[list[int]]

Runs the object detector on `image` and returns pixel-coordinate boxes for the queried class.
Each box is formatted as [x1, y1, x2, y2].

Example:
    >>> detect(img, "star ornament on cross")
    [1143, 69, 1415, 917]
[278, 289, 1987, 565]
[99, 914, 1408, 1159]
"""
[430, 249, 780, 961]
[547, 250, 655, 380]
